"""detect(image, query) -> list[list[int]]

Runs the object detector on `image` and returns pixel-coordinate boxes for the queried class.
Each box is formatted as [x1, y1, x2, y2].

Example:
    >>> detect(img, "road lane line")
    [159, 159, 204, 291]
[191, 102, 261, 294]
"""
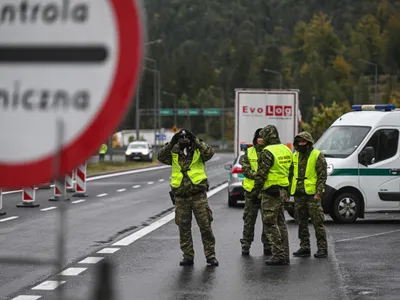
[11, 296, 41, 300]
[336, 228, 400, 242]
[117, 188, 126, 192]
[112, 182, 228, 247]
[72, 199, 85, 204]
[97, 193, 107, 198]
[59, 267, 87, 276]
[132, 185, 140, 188]
[97, 248, 120, 254]
[31, 281, 65, 290]
[0, 216, 19, 222]
[78, 257, 104, 264]
[40, 207, 57, 212]
[147, 181, 154, 185]
[159, 179, 165, 182]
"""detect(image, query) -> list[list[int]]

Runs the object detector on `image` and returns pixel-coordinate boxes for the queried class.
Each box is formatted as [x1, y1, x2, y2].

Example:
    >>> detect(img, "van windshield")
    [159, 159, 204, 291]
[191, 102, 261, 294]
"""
[314, 126, 371, 158]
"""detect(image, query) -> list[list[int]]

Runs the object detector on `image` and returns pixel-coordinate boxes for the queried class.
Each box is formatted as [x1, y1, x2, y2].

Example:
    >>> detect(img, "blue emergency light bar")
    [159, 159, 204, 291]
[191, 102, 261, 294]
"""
[351, 104, 396, 111]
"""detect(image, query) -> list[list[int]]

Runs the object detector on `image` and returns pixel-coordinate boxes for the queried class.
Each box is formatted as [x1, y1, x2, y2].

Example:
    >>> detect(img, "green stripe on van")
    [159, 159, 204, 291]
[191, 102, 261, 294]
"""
[331, 168, 398, 176]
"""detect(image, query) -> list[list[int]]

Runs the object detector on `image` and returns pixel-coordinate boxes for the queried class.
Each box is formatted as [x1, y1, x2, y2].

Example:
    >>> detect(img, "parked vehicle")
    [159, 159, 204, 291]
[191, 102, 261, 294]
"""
[224, 151, 245, 207]
[125, 141, 154, 162]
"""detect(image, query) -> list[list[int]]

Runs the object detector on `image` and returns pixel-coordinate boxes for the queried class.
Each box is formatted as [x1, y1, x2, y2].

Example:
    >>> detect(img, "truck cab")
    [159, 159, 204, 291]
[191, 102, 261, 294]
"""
[314, 104, 400, 223]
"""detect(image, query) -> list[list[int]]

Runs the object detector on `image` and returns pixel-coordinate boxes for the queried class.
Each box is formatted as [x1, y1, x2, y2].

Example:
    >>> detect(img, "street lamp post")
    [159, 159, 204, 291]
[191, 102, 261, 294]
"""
[162, 91, 177, 125]
[263, 68, 283, 89]
[210, 86, 225, 149]
[135, 40, 162, 141]
[143, 66, 159, 145]
[359, 59, 378, 104]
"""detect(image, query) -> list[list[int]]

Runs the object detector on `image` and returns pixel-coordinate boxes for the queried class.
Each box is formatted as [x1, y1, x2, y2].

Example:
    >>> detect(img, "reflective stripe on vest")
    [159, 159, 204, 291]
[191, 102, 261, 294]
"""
[290, 149, 320, 195]
[262, 144, 293, 190]
[170, 149, 208, 188]
[242, 147, 258, 192]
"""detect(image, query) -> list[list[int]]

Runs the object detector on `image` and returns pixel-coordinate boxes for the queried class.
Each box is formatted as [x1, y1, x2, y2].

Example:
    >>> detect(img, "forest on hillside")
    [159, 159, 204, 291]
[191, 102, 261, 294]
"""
[120, 0, 400, 142]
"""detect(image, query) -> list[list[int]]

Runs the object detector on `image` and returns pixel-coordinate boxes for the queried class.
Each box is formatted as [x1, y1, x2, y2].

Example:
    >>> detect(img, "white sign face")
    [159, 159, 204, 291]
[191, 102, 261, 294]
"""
[0, 0, 118, 163]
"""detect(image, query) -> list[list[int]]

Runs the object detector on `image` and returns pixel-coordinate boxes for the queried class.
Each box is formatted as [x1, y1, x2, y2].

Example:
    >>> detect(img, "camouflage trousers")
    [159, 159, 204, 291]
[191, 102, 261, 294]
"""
[294, 195, 327, 251]
[174, 192, 216, 260]
[261, 191, 289, 260]
[240, 191, 270, 250]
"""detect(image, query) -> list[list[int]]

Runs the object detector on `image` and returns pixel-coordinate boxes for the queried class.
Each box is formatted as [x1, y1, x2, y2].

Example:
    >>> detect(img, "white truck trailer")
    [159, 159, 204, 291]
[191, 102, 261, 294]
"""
[234, 89, 301, 157]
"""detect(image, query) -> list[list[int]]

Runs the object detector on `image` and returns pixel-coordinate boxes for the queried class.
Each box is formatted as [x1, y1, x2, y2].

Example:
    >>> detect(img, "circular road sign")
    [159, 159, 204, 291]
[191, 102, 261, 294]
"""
[0, 0, 145, 188]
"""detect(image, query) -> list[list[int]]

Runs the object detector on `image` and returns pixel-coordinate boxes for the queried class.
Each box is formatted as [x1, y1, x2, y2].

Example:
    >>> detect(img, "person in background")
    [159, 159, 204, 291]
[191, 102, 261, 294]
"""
[99, 143, 108, 162]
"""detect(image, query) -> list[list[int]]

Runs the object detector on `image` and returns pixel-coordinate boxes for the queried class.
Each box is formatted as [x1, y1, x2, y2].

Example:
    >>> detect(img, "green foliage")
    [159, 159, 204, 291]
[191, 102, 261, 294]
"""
[128, 136, 135, 143]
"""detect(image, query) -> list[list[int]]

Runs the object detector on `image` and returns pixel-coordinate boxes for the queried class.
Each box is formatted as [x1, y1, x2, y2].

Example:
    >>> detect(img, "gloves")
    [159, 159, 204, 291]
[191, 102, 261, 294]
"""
[170, 132, 180, 145]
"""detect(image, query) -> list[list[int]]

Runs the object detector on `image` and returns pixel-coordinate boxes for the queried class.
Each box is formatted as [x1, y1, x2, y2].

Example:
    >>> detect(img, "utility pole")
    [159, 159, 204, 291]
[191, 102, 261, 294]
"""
[359, 59, 378, 104]
[263, 68, 283, 89]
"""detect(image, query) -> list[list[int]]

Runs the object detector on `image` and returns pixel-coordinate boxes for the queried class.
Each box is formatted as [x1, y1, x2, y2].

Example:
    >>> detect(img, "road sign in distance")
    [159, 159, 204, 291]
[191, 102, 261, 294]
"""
[0, 0, 145, 188]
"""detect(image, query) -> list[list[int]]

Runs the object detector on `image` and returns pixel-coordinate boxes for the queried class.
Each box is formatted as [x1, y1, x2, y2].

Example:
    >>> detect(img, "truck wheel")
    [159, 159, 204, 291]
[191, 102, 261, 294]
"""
[228, 195, 237, 207]
[331, 192, 361, 223]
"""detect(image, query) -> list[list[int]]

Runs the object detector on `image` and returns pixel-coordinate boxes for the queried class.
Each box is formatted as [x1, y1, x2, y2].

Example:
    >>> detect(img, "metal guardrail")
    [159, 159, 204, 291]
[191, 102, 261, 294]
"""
[0, 119, 115, 300]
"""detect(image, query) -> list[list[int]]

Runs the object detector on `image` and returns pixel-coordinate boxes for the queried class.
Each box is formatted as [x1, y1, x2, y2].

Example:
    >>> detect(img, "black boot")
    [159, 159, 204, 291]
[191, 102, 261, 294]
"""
[265, 256, 288, 266]
[263, 247, 272, 256]
[206, 257, 219, 266]
[314, 249, 328, 258]
[179, 258, 194, 266]
[242, 246, 250, 255]
[293, 248, 311, 257]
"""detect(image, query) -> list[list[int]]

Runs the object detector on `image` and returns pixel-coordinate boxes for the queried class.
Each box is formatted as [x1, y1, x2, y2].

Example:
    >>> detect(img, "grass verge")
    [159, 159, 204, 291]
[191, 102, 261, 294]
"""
[87, 160, 161, 176]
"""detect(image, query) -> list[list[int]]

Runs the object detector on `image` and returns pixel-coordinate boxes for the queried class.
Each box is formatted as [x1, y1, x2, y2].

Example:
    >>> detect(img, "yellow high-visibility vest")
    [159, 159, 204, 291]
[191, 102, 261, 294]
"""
[262, 144, 292, 190]
[170, 150, 207, 188]
[290, 149, 320, 195]
[242, 147, 258, 192]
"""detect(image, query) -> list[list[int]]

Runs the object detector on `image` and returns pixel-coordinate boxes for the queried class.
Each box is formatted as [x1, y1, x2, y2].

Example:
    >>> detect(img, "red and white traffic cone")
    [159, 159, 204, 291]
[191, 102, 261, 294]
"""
[49, 177, 70, 201]
[17, 187, 40, 208]
[0, 189, 6, 215]
[66, 170, 75, 193]
[73, 162, 88, 197]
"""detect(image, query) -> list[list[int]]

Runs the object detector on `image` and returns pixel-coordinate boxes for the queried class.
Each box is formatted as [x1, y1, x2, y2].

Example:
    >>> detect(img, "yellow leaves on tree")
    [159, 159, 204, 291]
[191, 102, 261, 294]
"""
[302, 101, 352, 140]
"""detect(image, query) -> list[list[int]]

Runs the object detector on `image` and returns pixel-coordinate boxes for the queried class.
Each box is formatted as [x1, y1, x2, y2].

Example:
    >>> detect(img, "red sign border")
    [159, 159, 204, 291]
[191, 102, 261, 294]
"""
[0, 0, 144, 188]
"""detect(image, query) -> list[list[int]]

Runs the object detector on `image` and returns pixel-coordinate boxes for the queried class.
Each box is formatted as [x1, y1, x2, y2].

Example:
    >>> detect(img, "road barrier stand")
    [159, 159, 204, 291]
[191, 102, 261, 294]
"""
[66, 170, 75, 193]
[17, 187, 40, 208]
[49, 176, 70, 201]
[37, 182, 52, 189]
[0, 189, 6, 215]
[73, 162, 88, 197]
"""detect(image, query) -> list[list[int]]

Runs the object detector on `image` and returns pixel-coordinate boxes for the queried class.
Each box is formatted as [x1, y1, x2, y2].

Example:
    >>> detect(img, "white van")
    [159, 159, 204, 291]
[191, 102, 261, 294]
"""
[311, 104, 400, 223]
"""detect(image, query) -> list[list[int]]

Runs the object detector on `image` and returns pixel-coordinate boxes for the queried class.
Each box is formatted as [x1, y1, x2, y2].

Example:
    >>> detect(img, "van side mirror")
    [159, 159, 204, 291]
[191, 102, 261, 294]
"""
[224, 164, 232, 170]
[359, 146, 375, 166]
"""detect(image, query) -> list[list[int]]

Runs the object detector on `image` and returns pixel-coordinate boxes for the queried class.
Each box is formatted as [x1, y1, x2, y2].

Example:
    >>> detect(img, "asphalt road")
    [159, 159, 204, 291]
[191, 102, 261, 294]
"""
[3, 152, 400, 300]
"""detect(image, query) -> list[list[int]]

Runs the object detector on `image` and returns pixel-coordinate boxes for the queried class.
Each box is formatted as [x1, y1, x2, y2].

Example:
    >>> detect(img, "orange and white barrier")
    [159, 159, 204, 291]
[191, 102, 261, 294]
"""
[73, 162, 88, 197]
[49, 177, 70, 201]
[66, 170, 75, 193]
[17, 187, 40, 208]
[0, 189, 6, 215]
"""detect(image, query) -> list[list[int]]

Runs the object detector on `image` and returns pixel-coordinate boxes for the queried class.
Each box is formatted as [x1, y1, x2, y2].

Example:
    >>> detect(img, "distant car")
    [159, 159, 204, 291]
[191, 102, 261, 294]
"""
[125, 141, 154, 162]
[224, 151, 297, 220]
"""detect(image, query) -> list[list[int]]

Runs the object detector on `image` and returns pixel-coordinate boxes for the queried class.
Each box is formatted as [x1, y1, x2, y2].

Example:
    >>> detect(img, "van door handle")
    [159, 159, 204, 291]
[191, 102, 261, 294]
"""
[390, 169, 400, 174]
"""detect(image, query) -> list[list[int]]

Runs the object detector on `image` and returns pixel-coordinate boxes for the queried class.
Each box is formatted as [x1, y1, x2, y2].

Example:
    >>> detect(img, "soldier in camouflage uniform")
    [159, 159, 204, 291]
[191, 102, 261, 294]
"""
[253, 125, 292, 265]
[289, 131, 328, 258]
[240, 128, 271, 256]
[157, 129, 219, 266]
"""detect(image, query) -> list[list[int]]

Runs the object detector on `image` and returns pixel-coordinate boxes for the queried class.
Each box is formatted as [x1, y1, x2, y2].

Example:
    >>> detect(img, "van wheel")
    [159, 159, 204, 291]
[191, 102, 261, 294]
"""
[331, 192, 360, 223]
[286, 207, 297, 222]
[228, 195, 237, 207]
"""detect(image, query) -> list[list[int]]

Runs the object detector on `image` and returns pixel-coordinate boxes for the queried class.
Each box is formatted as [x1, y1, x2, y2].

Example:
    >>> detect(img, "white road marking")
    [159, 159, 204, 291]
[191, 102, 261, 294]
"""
[132, 185, 140, 189]
[78, 257, 104, 264]
[31, 281, 65, 290]
[336, 228, 400, 243]
[97, 248, 120, 254]
[117, 188, 126, 192]
[40, 207, 57, 212]
[11, 296, 41, 300]
[147, 181, 154, 185]
[97, 193, 108, 198]
[112, 183, 228, 247]
[0, 216, 19, 222]
[159, 179, 165, 182]
[59, 267, 87, 276]
[72, 199, 85, 204]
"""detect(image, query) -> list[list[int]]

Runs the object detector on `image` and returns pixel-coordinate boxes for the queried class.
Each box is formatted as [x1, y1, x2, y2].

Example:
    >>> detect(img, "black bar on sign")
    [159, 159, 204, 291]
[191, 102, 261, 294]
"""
[0, 45, 108, 63]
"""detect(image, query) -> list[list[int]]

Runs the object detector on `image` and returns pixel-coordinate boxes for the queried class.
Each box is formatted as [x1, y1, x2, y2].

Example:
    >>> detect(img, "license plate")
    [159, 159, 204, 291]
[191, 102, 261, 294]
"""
[133, 156, 140, 160]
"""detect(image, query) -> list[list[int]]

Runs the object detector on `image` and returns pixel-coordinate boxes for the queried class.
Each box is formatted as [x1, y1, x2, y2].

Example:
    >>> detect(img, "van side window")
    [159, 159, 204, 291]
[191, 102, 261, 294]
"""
[364, 129, 399, 164]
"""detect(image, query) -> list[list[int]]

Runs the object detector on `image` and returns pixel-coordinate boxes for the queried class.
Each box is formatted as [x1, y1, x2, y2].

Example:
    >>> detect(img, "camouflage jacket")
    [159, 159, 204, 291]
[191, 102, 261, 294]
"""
[242, 144, 263, 180]
[289, 147, 327, 196]
[157, 138, 214, 197]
